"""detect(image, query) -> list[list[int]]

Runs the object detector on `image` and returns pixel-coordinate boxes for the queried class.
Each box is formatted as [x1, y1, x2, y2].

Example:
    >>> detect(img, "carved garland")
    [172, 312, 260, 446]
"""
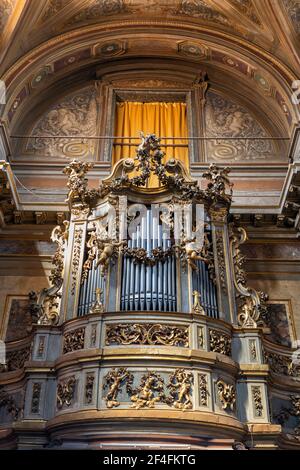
[105, 323, 189, 347]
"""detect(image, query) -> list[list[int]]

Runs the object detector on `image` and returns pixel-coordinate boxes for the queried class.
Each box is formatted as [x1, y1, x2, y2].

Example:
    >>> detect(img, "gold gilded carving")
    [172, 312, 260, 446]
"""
[122, 246, 174, 266]
[192, 291, 206, 315]
[105, 323, 189, 347]
[202, 165, 233, 205]
[251, 386, 263, 418]
[104, 135, 232, 207]
[82, 221, 126, 279]
[131, 372, 165, 409]
[209, 207, 229, 223]
[110, 79, 188, 89]
[63, 161, 94, 215]
[198, 327, 204, 348]
[230, 227, 268, 328]
[57, 376, 76, 409]
[249, 339, 257, 361]
[215, 231, 226, 291]
[71, 227, 83, 295]
[63, 327, 85, 354]
[209, 329, 231, 356]
[216, 379, 236, 411]
[166, 369, 193, 410]
[29, 220, 69, 326]
[199, 374, 208, 406]
[176, 233, 213, 272]
[90, 288, 105, 314]
[103, 368, 133, 409]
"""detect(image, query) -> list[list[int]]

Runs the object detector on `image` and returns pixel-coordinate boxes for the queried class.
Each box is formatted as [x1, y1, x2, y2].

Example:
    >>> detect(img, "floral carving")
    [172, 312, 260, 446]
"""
[63, 328, 85, 354]
[105, 323, 189, 347]
[209, 329, 232, 356]
[216, 379, 236, 411]
[57, 376, 76, 409]
[63, 161, 95, 215]
[215, 231, 227, 291]
[122, 246, 174, 266]
[71, 227, 83, 295]
[199, 374, 208, 406]
[251, 386, 263, 418]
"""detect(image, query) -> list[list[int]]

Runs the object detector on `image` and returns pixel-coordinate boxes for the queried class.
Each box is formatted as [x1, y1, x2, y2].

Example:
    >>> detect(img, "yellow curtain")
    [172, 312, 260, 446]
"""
[113, 101, 188, 187]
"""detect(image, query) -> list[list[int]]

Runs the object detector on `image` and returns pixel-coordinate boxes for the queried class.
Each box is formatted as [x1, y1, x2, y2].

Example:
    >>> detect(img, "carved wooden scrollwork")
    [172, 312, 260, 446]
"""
[105, 323, 189, 347]
[230, 226, 268, 328]
[29, 220, 69, 326]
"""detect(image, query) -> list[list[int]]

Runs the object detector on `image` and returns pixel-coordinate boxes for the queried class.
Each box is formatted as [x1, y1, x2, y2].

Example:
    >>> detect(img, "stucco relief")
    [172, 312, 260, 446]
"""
[283, 0, 300, 34]
[0, 0, 17, 33]
[27, 86, 98, 159]
[177, 0, 231, 25]
[205, 91, 274, 162]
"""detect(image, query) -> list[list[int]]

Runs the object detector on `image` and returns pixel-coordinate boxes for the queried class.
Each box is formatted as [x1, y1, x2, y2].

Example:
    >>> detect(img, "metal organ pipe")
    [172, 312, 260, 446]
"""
[78, 248, 106, 316]
[119, 208, 177, 312]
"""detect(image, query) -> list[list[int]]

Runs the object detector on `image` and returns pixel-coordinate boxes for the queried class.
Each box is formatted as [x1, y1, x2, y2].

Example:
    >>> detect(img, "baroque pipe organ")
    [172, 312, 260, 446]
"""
[0, 135, 285, 449]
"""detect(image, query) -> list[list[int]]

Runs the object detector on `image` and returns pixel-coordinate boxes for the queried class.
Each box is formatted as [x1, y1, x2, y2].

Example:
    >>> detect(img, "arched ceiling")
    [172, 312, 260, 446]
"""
[0, 0, 299, 216]
[0, 0, 299, 138]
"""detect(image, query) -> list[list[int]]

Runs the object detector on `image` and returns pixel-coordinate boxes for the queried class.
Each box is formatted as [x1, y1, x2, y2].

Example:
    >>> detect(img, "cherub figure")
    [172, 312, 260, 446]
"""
[103, 368, 133, 409]
[131, 372, 165, 409]
[167, 369, 193, 410]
